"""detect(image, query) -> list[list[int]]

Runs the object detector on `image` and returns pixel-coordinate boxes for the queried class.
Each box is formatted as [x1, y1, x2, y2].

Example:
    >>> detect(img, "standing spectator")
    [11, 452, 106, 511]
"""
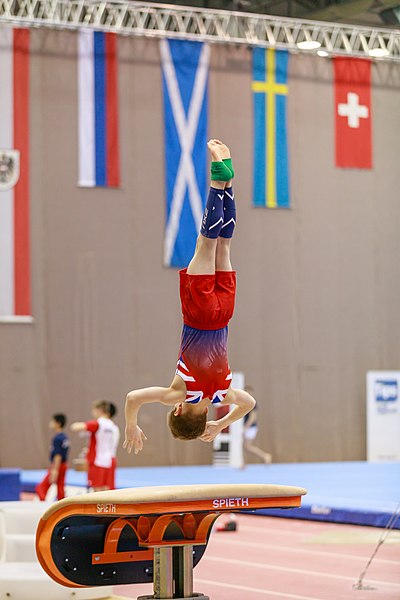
[36, 414, 70, 501]
[71, 400, 119, 491]
[106, 402, 120, 490]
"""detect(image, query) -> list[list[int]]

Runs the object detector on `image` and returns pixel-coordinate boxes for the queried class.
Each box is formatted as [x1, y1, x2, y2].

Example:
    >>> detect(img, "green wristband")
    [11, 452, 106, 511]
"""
[223, 158, 235, 179]
[211, 161, 232, 182]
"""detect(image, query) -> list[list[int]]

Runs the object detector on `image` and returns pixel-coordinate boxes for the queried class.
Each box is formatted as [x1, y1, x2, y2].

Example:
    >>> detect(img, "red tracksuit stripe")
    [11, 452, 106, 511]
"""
[13, 29, 31, 315]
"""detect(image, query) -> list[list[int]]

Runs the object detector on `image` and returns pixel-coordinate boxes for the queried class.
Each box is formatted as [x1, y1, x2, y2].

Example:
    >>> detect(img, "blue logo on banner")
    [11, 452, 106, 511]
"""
[375, 380, 398, 402]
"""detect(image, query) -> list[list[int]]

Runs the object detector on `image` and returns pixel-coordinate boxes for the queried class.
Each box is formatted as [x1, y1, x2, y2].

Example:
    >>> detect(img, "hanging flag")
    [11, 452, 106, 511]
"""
[252, 48, 290, 208]
[160, 38, 209, 268]
[334, 57, 372, 169]
[78, 30, 120, 187]
[0, 28, 31, 320]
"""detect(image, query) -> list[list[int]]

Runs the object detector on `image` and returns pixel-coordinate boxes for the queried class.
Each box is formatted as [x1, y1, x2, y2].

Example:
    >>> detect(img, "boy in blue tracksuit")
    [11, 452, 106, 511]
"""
[36, 413, 70, 500]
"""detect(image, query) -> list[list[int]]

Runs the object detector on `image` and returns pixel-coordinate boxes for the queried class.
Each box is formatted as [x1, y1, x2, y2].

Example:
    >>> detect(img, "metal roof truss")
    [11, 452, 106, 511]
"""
[0, 0, 399, 62]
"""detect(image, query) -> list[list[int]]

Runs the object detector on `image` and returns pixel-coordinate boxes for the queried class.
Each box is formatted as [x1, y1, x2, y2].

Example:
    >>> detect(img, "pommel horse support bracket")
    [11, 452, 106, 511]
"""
[36, 483, 307, 600]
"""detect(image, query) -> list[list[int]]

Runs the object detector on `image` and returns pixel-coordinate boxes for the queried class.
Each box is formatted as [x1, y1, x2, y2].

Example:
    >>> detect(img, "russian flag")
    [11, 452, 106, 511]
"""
[78, 31, 120, 188]
[0, 28, 31, 320]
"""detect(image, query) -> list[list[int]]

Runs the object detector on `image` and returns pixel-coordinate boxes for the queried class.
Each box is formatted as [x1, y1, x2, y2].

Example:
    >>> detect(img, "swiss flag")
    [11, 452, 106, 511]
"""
[334, 58, 372, 169]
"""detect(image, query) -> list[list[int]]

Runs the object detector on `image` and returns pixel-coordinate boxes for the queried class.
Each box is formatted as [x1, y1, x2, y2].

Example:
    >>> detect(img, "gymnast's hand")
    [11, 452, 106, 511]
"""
[199, 421, 222, 443]
[123, 425, 147, 454]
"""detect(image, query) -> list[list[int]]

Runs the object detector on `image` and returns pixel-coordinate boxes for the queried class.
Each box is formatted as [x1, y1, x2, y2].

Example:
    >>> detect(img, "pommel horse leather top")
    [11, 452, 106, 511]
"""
[36, 483, 307, 600]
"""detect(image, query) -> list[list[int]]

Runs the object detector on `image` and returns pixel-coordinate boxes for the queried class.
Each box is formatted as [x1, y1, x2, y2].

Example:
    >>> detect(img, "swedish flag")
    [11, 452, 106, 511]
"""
[252, 48, 290, 208]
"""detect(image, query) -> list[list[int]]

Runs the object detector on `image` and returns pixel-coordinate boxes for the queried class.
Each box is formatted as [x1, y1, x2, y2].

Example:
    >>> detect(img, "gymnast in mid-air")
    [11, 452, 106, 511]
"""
[124, 139, 255, 454]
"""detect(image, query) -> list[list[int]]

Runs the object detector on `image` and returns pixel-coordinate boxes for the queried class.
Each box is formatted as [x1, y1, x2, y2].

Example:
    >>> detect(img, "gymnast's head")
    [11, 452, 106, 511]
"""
[92, 399, 111, 419]
[168, 402, 207, 440]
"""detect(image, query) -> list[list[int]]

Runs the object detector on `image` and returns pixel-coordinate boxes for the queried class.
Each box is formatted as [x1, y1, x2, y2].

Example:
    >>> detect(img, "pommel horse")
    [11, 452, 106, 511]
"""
[36, 483, 307, 600]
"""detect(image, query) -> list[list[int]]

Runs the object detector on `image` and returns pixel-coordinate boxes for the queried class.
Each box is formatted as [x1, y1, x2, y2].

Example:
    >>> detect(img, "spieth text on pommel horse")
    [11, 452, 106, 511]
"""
[212, 497, 249, 508]
[95, 497, 251, 514]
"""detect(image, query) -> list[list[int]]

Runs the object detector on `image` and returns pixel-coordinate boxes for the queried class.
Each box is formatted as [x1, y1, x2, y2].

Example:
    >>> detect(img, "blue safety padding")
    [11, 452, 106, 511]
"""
[21, 462, 400, 529]
[0, 469, 21, 500]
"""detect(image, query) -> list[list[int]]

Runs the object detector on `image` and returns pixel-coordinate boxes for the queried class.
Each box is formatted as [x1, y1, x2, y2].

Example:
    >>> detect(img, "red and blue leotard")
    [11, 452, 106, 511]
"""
[176, 324, 233, 403]
[176, 269, 236, 403]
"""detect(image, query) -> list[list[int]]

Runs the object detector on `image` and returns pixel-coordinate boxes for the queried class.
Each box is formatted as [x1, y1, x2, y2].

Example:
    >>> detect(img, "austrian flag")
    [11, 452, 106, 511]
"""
[334, 58, 372, 169]
[0, 29, 31, 319]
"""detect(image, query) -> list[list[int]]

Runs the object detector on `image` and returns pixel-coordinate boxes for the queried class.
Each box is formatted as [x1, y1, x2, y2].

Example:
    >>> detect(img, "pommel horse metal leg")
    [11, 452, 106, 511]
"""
[35, 484, 307, 600]
[153, 547, 173, 599]
[174, 546, 194, 597]
[139, 545, 207, 600]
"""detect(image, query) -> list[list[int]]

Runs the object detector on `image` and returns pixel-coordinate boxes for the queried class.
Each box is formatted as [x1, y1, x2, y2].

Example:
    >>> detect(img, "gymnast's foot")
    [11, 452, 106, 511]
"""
[207, 139, 223, 162]
[213, 139, 234, 180]
[208, 139, 232, 182]
[213, 139, 231, 160]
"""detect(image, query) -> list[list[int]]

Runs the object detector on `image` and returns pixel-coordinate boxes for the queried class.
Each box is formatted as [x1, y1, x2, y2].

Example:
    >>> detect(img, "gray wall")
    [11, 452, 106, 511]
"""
[1, 30, 399, 469]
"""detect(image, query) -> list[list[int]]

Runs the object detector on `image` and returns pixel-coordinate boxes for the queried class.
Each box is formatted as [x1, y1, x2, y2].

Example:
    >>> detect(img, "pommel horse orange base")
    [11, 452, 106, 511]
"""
[36, 483, 307, 600]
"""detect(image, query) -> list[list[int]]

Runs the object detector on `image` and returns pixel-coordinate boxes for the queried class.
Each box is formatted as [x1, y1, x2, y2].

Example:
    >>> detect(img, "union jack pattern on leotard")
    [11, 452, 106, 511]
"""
[176, 324, 232, 403]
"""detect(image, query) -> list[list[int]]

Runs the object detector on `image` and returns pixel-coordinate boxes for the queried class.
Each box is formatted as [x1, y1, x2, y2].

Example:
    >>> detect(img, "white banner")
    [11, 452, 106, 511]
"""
[213, 372, 244, 468]
[367, 371, 400, 462]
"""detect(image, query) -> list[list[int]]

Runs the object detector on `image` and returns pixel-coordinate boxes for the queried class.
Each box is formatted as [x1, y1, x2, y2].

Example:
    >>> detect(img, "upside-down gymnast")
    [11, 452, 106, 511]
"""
[124, 139, 255, 454]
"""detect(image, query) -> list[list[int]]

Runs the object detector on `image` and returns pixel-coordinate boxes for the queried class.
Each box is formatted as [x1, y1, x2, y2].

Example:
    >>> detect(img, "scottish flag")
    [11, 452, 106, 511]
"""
[160, 39, 210, 268]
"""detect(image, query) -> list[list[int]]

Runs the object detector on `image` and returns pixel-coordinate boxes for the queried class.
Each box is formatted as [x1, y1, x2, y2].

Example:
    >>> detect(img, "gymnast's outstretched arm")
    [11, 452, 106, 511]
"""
[124, 386, 183, 454]
[199, 388, 256, 443]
